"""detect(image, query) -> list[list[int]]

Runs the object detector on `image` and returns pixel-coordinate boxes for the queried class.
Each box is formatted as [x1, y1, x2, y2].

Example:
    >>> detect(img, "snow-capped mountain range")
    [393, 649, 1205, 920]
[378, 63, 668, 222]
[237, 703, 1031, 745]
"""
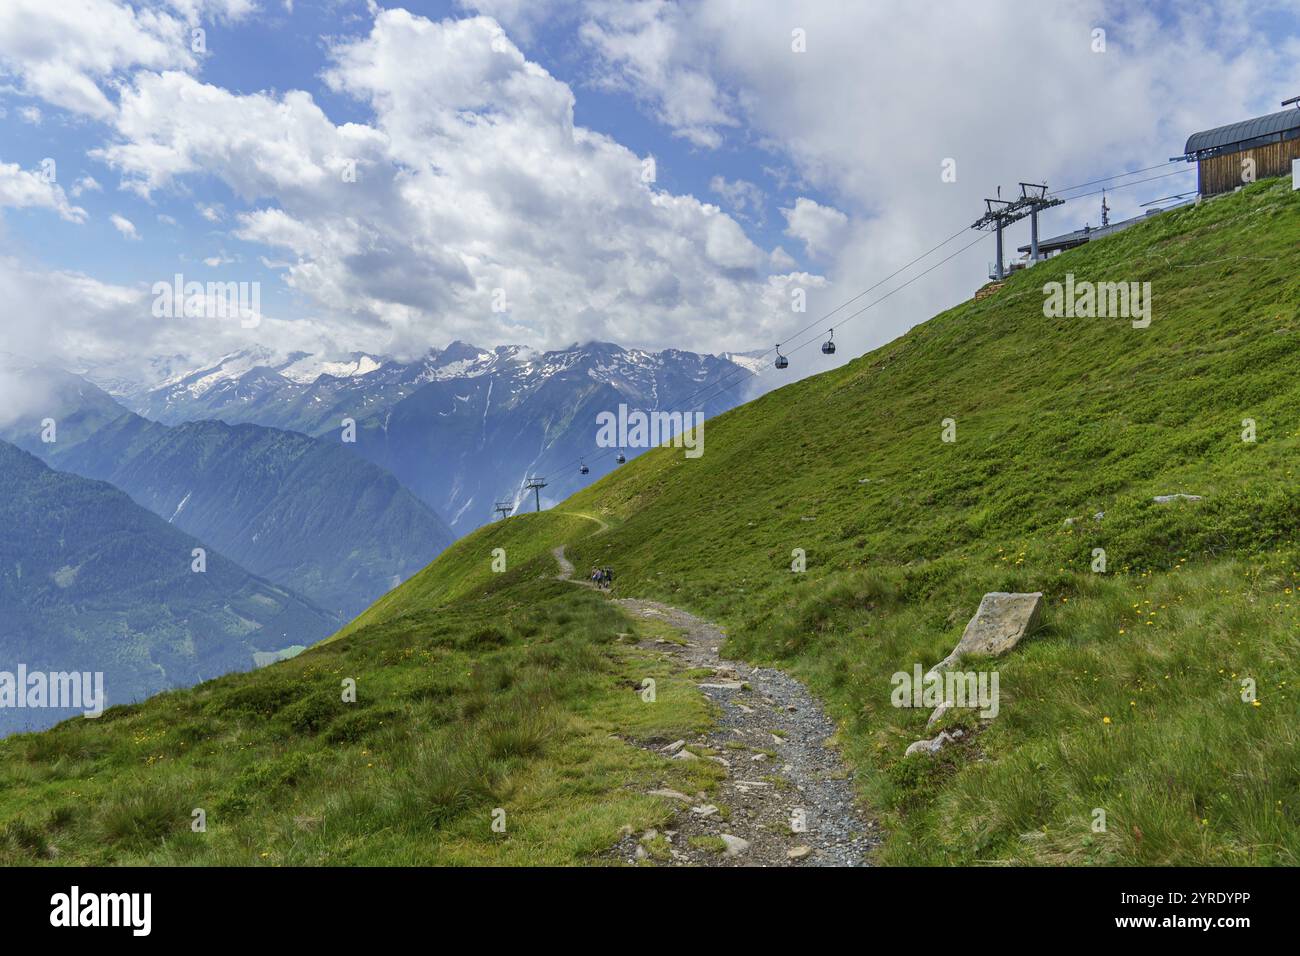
[96, 342, 767, 535]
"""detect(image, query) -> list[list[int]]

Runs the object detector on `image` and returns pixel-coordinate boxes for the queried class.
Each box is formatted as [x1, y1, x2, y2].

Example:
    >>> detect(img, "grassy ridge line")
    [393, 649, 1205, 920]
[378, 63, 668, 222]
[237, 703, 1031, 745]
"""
[328, 511, 606, 642]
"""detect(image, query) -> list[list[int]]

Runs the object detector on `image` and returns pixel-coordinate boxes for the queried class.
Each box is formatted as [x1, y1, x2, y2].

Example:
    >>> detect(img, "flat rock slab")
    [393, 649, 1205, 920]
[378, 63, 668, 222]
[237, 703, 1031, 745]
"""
[933, 591, 1043, 672]
[647, 788, 691, 802]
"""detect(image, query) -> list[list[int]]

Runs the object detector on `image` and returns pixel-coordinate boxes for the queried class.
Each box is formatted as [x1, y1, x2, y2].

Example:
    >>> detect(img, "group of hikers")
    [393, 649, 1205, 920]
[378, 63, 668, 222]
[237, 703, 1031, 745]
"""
[589, 567, 614, 589]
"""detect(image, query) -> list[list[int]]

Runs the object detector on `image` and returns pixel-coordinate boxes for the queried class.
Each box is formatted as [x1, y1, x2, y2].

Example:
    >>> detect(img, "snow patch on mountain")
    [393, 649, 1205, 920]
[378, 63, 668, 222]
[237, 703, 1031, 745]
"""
[281, 353, 383, 384]
[168, 490, 192, 523]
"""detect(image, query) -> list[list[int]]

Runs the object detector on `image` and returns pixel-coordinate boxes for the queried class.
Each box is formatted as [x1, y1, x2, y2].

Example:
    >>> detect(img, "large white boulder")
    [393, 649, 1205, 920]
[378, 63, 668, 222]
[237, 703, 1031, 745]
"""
[929, 591, 1044, 676]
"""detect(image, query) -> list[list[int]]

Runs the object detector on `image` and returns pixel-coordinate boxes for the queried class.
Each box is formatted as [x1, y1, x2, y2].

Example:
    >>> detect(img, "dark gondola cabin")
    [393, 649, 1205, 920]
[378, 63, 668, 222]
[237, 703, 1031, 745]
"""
[774, 345, 789, 369]
[821, 329, 836, 354]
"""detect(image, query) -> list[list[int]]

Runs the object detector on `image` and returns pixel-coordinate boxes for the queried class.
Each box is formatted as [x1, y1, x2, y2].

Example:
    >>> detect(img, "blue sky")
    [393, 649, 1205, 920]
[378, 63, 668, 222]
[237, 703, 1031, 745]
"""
[1, 0, 1298, 385]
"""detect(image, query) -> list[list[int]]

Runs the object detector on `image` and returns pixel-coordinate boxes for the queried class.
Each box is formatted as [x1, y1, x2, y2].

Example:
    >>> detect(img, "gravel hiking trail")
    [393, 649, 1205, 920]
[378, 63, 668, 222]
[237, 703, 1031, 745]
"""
[552, 544, 879, 867]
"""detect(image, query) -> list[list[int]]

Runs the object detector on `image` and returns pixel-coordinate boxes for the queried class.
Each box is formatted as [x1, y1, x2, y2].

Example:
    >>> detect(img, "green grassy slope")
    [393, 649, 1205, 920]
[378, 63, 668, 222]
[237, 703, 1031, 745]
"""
[0, 569, 716, 864]
[307, 177, 1300, 865]
[554, 179, 1300, 864]
[331, 510, 605, 641]
[4, 179, 1298, 865]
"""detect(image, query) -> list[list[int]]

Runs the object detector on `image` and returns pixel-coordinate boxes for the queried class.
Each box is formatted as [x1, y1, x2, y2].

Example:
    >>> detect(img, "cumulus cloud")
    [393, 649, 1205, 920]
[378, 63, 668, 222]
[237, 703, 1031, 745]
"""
[0, 0, 195, 120]
[0, 0, 257, 123]
[781, 197, 849, 260]
[0, 258, 154, 375]
[86, 10, 793, 359]
[578, 0, 738, 148]
[0, 162, 88, 222]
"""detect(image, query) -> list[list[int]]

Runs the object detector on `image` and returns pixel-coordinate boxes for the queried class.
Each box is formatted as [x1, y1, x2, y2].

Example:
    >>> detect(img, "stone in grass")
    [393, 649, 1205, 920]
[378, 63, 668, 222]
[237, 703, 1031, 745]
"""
[719, 834, 750, 857]
[1152, 493, 1202, 504]
[928, 592, 1044, 677]
[647, 789, 691, 803]
[904, 728, 964, 758]
[787, 845, 812, 861]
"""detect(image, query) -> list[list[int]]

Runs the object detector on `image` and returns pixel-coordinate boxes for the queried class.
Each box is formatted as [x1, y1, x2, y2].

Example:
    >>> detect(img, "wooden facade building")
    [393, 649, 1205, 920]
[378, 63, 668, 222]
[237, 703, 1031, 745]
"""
[1184, 108, 1300, 196]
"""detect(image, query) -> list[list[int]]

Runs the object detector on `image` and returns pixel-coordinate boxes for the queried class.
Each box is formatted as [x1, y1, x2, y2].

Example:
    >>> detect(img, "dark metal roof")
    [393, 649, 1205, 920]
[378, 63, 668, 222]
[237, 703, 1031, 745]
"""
[1185, 108, 1300, 154]
[1015, 214, 1143, 254]
[1016, 201, 1193, 255]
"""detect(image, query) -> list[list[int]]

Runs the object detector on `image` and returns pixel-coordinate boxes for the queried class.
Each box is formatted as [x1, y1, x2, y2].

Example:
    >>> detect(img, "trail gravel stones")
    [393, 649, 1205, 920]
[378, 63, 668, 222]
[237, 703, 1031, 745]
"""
[611, 596, 877, 867]
[553, 545, 878, 867]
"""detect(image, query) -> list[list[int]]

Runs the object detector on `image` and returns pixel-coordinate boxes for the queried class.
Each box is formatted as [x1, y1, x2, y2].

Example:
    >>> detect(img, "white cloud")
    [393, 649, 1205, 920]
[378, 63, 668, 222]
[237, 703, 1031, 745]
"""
[457, 0, 582, 43]
[781, 197, 849, 260]
[87, 10, 793, 360]
[768, 245, 797, 271]
[18, 105, 41, 124]
[0, 0, 196, 120]
[709, 174, 765, 223]
[0, 162, 88, 222]
[0, 254, 336, 386]
[578, 0, 737, 148]
[110, 213, 140, 239]
[70, 175, 102, 197]
[0, 258, 150, 370]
